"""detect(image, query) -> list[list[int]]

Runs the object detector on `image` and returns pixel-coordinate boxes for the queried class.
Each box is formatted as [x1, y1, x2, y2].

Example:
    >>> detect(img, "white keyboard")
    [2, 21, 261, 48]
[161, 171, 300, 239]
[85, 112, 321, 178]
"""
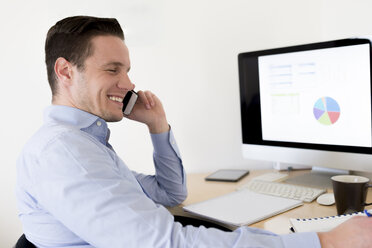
[238, 180, 326, 203]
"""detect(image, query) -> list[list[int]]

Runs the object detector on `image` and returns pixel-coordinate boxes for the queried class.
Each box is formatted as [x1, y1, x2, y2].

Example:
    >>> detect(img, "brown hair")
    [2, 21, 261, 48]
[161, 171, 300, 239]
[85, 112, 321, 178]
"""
[45, 16, 124, 95]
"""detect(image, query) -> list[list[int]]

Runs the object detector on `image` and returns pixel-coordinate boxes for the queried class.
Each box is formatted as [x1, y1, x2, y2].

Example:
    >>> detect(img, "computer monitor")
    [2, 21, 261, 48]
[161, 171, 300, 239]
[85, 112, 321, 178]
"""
[238, 38, 372, 187]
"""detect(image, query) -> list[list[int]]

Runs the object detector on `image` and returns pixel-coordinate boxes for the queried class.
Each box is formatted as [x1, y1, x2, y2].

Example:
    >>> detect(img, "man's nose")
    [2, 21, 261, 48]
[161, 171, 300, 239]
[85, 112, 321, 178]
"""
[117, 76, 135, 91]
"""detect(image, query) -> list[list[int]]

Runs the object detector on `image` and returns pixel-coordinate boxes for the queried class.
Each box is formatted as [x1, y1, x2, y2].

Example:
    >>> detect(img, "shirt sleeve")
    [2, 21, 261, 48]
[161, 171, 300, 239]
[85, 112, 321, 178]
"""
[132, 128, 187, 207]
[184, 227, 322, 248]
[281, 232, 321, 247]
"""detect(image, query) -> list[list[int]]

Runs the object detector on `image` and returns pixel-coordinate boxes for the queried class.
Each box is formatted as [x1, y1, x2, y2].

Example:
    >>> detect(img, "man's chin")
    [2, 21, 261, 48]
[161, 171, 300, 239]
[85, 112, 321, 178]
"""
[103, 112, 124, 122]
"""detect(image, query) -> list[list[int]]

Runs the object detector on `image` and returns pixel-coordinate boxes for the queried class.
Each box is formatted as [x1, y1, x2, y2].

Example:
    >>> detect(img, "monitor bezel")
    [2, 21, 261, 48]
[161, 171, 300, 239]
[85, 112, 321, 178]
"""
[238, 38, 372, 155]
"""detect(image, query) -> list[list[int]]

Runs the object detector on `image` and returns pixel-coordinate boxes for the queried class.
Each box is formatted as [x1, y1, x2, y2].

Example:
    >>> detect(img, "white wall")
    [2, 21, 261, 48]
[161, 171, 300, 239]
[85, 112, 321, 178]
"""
[1, 0, 372, 246]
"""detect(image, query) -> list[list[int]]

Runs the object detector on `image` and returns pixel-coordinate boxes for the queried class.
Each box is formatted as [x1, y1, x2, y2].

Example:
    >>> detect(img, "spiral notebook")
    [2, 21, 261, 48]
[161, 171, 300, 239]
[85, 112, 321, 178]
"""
[183, 190, 303, 227]
[290, 210, 371, 233]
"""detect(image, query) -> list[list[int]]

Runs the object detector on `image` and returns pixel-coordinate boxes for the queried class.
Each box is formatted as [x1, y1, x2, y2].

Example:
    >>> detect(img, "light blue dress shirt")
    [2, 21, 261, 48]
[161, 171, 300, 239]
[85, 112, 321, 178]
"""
[16, 105, 321, 248]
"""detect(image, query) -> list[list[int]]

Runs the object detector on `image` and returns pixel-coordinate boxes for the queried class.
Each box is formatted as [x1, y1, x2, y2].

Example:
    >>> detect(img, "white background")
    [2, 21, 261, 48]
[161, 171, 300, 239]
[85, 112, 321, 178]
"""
[1, 0, 372, 246]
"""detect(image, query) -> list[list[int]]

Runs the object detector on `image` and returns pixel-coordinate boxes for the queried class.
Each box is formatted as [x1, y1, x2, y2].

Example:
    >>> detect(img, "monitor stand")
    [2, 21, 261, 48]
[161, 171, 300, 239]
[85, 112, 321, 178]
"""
[281, 166, 349, 189]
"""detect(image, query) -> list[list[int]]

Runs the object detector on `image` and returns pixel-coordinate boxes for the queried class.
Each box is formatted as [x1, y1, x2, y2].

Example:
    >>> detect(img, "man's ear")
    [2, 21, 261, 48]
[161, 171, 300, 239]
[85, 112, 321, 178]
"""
[54, 57, 73, 88]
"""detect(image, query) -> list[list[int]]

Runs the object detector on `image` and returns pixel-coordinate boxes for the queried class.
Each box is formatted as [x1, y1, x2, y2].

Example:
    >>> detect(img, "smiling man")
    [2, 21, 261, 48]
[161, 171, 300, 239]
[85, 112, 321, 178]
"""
[16, 16, 185, 247]
[15, 16, 372, 248]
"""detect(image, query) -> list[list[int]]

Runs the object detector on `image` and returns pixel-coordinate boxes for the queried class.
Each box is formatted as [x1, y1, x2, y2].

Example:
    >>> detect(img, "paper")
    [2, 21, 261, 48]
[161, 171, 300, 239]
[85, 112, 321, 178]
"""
[290, 211, 368, 232]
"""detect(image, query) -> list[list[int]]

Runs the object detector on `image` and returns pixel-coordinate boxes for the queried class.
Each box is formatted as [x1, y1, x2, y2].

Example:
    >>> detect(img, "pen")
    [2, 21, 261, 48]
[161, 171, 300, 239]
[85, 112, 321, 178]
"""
[364, 209, 372, 217]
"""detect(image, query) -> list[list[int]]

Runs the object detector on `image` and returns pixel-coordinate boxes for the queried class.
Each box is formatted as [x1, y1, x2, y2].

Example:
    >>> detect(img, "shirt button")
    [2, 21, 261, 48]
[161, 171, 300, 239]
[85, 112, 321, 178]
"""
[96, 121, 102, 127]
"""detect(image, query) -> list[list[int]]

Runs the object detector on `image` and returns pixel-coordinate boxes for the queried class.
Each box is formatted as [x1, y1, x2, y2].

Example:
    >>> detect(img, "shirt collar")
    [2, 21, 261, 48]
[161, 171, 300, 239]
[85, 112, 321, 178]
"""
[43, 105, 110, 146]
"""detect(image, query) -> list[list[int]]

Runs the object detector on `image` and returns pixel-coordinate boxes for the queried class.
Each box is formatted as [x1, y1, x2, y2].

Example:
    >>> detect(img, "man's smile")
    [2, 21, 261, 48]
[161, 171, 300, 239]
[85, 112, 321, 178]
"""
[108, 95, 124, 103]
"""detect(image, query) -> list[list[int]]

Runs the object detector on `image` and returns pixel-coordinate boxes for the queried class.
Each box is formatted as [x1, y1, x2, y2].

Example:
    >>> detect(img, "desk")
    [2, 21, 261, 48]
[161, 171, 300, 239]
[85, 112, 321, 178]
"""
[169, 169, 372, 234]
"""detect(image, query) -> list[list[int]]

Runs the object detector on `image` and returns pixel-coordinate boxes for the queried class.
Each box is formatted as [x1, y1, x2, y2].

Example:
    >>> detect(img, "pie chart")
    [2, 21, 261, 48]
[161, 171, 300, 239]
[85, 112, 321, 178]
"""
[313, 97, 340, 125]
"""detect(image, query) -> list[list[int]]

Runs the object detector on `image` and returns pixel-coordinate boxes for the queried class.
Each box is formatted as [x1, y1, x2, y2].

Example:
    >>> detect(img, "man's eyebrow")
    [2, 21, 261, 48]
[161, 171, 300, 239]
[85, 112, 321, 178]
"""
[102, 62, 130, 72]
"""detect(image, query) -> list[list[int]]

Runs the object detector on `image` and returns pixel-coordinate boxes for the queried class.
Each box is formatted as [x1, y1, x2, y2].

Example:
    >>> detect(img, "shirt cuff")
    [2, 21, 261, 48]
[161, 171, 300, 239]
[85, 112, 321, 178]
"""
[150, 128, 181, 158]
[281, 232, 321, 248]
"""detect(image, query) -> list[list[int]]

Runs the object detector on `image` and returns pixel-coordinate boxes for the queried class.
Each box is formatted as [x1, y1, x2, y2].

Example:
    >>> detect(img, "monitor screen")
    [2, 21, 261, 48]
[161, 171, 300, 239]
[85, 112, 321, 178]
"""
[238, 38, 372, 172]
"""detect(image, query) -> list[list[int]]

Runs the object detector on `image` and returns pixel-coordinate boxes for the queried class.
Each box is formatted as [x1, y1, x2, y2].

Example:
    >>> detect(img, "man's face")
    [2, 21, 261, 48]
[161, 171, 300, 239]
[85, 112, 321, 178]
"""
[70, 35, 134, 122]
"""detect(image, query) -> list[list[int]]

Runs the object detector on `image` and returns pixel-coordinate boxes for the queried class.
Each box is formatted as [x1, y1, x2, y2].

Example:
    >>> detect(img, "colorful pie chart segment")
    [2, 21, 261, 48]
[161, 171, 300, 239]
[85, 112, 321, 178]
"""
[313, 97, 340, 125]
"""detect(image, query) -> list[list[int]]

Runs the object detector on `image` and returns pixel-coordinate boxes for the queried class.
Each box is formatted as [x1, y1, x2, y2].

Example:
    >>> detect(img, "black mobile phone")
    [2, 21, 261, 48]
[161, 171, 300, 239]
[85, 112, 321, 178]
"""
[205, 169, 250, 182]
[122, 90, 138, 115]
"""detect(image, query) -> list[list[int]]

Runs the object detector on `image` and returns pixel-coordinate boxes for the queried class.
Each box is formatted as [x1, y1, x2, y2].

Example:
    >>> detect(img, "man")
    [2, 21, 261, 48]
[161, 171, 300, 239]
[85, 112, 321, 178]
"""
[16, 16, 372, 248]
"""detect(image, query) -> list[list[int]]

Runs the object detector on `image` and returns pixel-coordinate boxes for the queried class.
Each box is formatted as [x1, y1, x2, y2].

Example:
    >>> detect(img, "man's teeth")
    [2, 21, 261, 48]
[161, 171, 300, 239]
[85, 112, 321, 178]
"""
[109, 96, 123, 102]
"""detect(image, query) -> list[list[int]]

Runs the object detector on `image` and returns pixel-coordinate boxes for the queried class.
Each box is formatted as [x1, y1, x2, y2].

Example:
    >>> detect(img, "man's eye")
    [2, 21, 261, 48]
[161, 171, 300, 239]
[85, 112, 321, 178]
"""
[107, 69, 118, 73]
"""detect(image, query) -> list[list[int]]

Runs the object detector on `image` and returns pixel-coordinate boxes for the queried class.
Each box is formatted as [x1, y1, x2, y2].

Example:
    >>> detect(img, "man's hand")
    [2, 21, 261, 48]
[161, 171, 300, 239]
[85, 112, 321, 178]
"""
[318, 216, 372, 248]
[125, 90, 169, 134]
